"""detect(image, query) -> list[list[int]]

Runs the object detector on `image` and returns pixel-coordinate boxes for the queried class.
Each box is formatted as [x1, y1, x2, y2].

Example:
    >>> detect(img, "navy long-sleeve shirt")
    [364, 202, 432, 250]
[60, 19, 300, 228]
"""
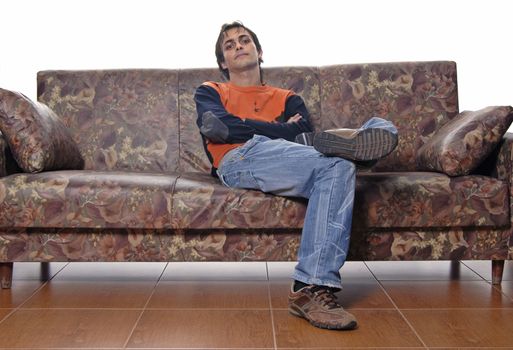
[194, 82, 313, 175]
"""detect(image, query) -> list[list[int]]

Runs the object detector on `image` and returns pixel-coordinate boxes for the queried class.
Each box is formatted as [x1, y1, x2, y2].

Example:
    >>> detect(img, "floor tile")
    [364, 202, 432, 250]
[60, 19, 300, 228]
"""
[0, 309, 140, 348]
[267, 261, 376, 281]
[270, 280, 394, 309]
[22, 281, 156, 308]
[161, 261, 268, 281]
[11, 262, 67, 281]
[278, 348, 425, 350]
[366, 261, 483, 281]
[53, 262, 166, 281]
[126, 309, 274, 348]
[462, 260, 513, 281]
[427, 348, 505, 350]
[0, 280, 44, 308]
[403, 309, 513, 347]
[273, 309, 423, 348]
[0, 309, 12, 322]
[147, 281, 269, 309]
[381, 280, 513, 308]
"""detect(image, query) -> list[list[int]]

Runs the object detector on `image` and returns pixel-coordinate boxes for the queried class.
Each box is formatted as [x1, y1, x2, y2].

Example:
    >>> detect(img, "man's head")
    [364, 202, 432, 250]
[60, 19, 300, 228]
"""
[215, 21, 263, 82]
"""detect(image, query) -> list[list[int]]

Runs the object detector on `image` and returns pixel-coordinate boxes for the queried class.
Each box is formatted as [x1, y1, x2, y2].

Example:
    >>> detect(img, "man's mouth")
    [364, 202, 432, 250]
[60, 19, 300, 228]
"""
[235, 53, 248, 59]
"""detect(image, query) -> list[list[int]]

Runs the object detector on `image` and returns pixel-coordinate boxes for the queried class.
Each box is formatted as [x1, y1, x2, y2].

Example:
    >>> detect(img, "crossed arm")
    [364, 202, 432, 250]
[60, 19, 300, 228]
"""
[194, 85, 313, 144]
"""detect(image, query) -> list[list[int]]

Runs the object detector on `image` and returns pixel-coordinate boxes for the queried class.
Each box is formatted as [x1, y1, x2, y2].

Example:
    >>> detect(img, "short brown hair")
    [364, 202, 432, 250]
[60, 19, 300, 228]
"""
[215, 21, 264, 82]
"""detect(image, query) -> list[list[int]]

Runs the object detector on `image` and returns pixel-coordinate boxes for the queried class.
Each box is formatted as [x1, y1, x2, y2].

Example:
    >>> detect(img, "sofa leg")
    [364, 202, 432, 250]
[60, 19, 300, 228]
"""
[492, 260, 505, 285]
[0, 262, 13, 289]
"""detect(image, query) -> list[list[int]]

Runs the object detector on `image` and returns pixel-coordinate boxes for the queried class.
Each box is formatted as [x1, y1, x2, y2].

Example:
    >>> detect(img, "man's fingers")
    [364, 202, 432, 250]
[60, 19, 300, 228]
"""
[286, 114, 303, 123]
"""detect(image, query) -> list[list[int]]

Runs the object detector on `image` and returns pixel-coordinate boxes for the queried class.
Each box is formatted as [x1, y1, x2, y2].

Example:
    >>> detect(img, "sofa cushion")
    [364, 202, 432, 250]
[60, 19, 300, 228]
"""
[416, 106, 513, 176]
[0, 88, 84, 173]
[0, 170, 177, 228]
[353, 172, 509, 229]
[37, 70, 179, 172]
[0, 170, 507, 231]
[172, 172, 507, 230]
[171, 172, 307, 229]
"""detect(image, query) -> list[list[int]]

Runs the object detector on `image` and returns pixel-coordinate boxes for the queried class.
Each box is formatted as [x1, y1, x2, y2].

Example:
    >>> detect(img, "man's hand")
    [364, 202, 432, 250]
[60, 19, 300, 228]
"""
[287, 113, 303, 123]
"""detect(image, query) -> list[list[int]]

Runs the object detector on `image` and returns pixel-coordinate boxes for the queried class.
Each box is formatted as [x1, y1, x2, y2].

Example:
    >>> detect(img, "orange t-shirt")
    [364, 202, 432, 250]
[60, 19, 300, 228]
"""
[202, 82, 294, 168]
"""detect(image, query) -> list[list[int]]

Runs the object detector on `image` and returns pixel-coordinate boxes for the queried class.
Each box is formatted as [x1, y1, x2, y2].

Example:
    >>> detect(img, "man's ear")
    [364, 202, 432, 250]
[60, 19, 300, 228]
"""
[220, 60, 227, 70]
[258, 50, 263, 60]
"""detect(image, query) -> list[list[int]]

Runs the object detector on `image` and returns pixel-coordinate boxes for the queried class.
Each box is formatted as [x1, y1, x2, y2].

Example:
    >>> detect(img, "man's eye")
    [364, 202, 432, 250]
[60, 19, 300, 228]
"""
[224, 43, 234, 50]
[241, 38, 251, 44]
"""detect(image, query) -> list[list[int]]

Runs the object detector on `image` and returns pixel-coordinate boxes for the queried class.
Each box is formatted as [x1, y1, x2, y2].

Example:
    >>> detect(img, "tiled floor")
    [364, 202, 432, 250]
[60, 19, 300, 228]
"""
[1, 260, 513, 349]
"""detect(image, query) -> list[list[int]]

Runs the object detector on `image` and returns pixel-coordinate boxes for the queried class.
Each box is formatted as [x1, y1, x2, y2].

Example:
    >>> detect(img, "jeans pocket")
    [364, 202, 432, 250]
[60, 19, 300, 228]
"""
[221, 169, 259, 190]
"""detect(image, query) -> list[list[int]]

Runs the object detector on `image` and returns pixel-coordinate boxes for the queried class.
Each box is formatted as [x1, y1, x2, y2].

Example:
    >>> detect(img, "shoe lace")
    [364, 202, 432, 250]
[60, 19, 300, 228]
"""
[310, 286, 342, 310]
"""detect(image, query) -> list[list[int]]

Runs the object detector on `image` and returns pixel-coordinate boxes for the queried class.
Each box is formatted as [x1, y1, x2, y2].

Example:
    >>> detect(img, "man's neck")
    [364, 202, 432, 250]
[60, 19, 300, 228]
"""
[229, 69, 261, 87]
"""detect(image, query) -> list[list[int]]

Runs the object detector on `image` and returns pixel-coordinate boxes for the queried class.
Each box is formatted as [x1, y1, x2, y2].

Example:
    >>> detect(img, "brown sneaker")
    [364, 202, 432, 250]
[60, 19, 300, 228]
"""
[288, 284, 358, 330]
[313, 127, 398, 161]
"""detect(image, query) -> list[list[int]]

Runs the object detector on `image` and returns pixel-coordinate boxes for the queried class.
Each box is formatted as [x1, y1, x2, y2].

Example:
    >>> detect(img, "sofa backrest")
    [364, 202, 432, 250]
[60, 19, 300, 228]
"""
[319, 61, 459, 171]
[37, 61, 458, 173]
[37, 70, 180, 172]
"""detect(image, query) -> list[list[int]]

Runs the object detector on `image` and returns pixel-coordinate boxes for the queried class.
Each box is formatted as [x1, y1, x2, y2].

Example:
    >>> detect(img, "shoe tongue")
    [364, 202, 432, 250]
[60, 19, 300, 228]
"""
[311, 285, 325, 292]
[311, 285, 340, 293]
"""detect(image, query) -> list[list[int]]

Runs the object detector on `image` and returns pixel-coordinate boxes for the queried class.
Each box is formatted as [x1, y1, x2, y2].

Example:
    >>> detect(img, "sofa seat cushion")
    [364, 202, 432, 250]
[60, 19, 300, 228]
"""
[0, 170, 177, 228]
[353, 172, 509, 229]
[171, 172, 307, 229]
[0, 170, 507, 231]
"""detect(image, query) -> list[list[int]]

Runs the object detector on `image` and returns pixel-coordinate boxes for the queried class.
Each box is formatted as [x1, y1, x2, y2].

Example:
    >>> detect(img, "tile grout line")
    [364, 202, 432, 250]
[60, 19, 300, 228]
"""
[122, 262, 169, 349]
[0, 262, 69, 325]
[460, 260, 513, 302]
[266, 262, 279, 350]
[363, 261, 429, 350]
[0, 262, 70, 325]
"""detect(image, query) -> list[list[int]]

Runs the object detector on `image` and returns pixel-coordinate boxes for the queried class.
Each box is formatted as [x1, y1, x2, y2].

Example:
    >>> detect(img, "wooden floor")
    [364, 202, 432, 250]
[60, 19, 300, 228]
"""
[1, 260, 513, 349]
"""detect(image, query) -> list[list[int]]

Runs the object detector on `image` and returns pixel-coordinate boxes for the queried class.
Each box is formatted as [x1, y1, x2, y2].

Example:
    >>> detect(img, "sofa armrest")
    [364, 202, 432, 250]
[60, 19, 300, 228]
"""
[0, 132, 7, 177]
[493, 132, 513, 184]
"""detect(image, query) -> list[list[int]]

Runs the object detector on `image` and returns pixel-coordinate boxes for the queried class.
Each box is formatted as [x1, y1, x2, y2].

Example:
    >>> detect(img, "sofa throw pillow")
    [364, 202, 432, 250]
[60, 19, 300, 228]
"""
[0, 88, 84, 173]
[416, 106, 513, 176]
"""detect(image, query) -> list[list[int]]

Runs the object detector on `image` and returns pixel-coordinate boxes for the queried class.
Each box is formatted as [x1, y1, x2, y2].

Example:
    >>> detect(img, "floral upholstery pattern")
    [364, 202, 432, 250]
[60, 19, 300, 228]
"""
[0, 132, 7, 177]
[416, 106, 513, 176]
[0, 171, 177, 229]
[171, 172, 306, 229]
[353, 172, 508, 229]
[0, 170, 507, 230]
[320, 62, 459, 172]
[0, 227, 508, 262]
[495, 134, 513, 259]
[0, 88, 84, 173]
[37, 70, 179, 172]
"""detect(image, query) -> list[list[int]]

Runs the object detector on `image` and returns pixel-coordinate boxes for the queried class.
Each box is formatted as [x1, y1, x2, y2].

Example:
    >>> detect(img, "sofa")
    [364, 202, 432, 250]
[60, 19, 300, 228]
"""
[1, 61, 512, 289]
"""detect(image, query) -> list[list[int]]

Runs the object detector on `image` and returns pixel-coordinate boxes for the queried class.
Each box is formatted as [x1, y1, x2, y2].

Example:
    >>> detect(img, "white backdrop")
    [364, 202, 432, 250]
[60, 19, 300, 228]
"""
[1, 0, 511, 113]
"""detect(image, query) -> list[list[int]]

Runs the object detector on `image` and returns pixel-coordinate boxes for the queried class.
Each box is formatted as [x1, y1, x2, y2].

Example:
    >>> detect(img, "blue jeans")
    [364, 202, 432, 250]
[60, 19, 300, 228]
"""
[217, 117, 397, 288]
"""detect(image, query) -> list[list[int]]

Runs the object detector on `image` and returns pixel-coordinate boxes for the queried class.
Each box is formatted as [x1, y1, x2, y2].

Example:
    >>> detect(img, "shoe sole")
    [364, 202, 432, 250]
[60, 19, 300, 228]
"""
[295, 132, 315, 146]
[313, 128, 398, 161]
[288, 306, 358, 330]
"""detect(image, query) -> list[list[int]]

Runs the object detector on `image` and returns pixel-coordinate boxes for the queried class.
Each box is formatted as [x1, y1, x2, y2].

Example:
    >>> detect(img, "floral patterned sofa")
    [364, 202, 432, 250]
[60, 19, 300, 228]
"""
[1, 61, 512, 289]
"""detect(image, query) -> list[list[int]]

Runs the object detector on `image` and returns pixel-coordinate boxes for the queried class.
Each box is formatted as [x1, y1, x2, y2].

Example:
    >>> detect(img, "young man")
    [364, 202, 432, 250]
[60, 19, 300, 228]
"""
[194, 21, 398, 330]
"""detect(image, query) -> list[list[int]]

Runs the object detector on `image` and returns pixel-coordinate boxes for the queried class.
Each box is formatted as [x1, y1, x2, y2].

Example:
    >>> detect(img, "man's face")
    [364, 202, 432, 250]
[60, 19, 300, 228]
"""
[220, 27, 262, 75]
